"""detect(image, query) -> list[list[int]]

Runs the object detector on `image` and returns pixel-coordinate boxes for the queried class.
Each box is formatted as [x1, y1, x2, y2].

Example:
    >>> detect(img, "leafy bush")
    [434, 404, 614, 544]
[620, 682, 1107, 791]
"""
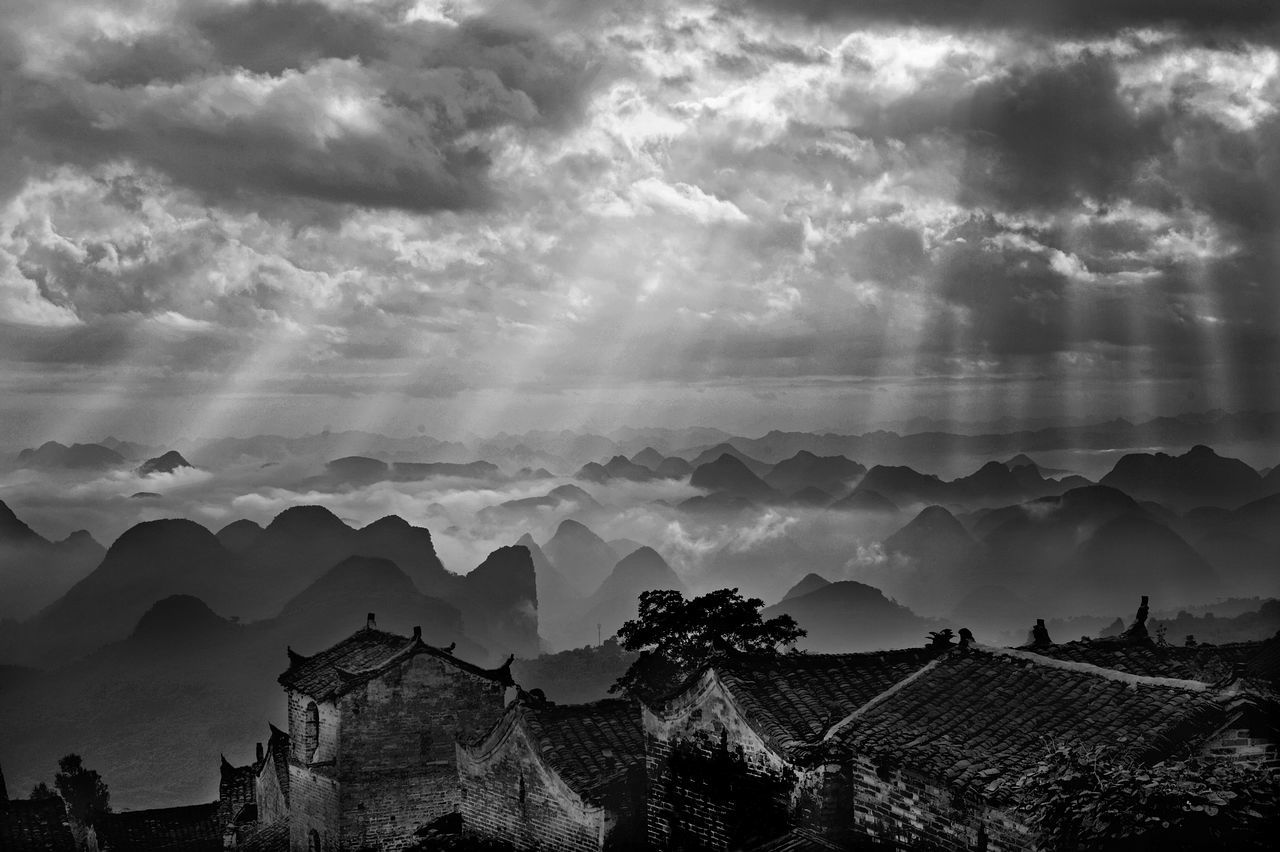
[1016, 744, 1279, 851]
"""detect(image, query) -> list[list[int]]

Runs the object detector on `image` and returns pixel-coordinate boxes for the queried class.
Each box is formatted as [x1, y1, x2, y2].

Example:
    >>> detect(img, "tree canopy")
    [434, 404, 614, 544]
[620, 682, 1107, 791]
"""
[611, 588, 805, 701]
[1016, 744, 1279, 851]
[52, 754, 110, 826]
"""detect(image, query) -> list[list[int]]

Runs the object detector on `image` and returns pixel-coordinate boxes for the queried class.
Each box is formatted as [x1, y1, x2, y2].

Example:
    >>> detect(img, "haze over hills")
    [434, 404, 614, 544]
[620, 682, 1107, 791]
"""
[2, 421, 1279, 811]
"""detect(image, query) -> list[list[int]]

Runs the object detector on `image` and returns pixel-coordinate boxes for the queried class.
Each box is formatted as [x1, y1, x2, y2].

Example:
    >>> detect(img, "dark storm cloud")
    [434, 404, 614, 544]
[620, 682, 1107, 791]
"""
[739, 0, 1280, 41]
[0, 1, 602, 216]
[956, 56, 1168, 210]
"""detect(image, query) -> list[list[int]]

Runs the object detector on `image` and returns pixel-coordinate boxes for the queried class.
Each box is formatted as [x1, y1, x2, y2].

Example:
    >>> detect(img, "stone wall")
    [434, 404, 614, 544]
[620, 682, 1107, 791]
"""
[331, 652, 507, 849]
[459, 723, 605, 852]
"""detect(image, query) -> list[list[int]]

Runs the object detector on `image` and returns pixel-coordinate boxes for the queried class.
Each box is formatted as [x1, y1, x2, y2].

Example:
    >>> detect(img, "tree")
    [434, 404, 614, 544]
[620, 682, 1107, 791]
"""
[1016, 743, 1279, 851]
[52, 754, 110, 827]
[29, 781, 58, 800]
[611, 588, 805, 701]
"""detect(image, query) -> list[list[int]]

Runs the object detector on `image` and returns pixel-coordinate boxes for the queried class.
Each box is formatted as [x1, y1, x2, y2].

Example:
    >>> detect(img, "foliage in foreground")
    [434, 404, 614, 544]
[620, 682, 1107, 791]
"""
[1015, 744, 1279, 851]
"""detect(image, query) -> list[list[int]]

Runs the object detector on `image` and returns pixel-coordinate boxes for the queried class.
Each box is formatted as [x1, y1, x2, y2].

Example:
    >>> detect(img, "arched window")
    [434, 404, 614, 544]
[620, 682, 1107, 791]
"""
[304, 701, 320, 761]
[309, 829, 321, 852]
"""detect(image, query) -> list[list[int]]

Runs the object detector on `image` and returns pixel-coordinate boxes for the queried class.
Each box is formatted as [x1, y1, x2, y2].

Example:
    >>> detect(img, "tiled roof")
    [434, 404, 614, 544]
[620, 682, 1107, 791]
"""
[278, 627, 513, 699]
[0, 799, 76, 852]
[708, 649, 941, 758]
[239, 820, 288, 852]
[832, 646, 1228, 798]
[1025, 637, 1265, 683]
[520, 699, 645, 800]
[97, 801, 221, 851]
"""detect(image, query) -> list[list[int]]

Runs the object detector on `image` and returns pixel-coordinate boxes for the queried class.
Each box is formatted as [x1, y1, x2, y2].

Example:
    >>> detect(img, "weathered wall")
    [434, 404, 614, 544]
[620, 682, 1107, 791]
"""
[257, 756, 288, 827]
[331, 652, 507, 850]
[289, 764, 339, 852]
[832, 754, 1033, 852]
[288, 692, 341, 766]
[644, 672, 803, 851]
[459, 722, 605, 852]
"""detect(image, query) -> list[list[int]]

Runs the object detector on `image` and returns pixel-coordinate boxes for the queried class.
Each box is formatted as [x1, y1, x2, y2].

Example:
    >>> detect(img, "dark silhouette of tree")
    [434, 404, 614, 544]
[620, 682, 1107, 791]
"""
[611, 588, 804, 701]
[29, 781, 58, 800]
[1017, 744, 1279, 850]
[52, 754, 110, 827]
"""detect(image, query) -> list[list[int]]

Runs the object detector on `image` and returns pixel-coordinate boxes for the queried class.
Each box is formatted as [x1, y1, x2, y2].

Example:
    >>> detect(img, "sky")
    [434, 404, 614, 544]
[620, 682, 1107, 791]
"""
[0, 0, 1278, 445]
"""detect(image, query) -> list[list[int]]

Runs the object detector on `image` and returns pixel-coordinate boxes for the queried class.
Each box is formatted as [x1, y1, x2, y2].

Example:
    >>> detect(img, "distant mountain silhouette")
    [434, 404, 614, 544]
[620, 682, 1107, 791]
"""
[0, 501, 105, 621]
[780, 572, 831, 602]
[575, 461, 611, 483]
[452, 546, 539, 659]
[1186, 492, 1280, 598]
[763, 580, 942, 653]
[325, 455, 389, 481]
[630, 447, 665, 470]
[131, 595, 236, 645]
[391, 460, 501, 481]
[654, 457, 694, 479]
[689, 454, 779, 502]
[763, 451, 865, 497]
[484, 484, 602, 522]
[137, 451, 193, 476]
[17, 441, 125, 470]
[541, 519, 617, 592]
[1100, 445, 1264, 509]
[974, 486, 1147, 606]
[518, 532, 578, 626]
[676, 492, 759, 514]
[851, 465, 949, 506]
[787, 486, 834, 506]
[602, 455, 655, 481]
[279, 556, 466, 649]
[1056, 513, 1221, 614]
[880, 506, 984, 615]
[950, 461, 1030, 505]
[829, 489, 899, 514]
[578, 547, 683, 645]
[15, 518, 247, 664]
[688, 444, 772, 477]
[215, 519, 264, 553]
[608, 538, 644, 559]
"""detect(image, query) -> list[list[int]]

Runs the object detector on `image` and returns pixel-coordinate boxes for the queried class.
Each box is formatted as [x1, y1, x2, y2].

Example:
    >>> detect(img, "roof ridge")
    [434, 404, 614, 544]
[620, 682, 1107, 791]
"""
[821, 655, 946, 743]
[982, 644, 1212, 692]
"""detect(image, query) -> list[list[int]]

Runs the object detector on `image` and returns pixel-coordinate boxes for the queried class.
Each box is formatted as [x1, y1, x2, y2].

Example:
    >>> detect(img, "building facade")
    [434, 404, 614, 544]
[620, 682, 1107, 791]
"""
[458, 696, 645, 851]
[277, 615, 513, 852]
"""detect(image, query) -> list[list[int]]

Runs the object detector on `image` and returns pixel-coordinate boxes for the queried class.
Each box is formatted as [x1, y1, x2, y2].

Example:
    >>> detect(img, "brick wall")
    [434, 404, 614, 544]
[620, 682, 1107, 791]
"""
[330, 652, 506, 849]
[834, 754, 1033, 852]
[460, 724, 605, 852]
[289, 764, 340, 852]
[644, 672, 804, 851]
[256, 757, 288, 827]
[288, 691, 342, 766]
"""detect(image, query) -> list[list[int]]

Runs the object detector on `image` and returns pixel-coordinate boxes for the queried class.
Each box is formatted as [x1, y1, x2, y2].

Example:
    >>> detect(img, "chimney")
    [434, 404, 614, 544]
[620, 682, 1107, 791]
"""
[1031, 618, 1051, 648]
[366, 612, 376, 631]
[412, 626, 422, 641]
[256, 743, 264, 764]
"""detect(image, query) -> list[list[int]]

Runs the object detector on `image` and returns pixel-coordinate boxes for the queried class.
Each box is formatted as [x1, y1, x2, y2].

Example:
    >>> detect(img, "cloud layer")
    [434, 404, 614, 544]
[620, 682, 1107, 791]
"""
[0, 0, 1277, 443]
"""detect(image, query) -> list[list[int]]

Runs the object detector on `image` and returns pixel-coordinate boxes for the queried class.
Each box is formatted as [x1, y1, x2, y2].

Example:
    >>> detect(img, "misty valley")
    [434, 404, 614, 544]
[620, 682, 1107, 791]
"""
[1, 414, 1278, 819]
